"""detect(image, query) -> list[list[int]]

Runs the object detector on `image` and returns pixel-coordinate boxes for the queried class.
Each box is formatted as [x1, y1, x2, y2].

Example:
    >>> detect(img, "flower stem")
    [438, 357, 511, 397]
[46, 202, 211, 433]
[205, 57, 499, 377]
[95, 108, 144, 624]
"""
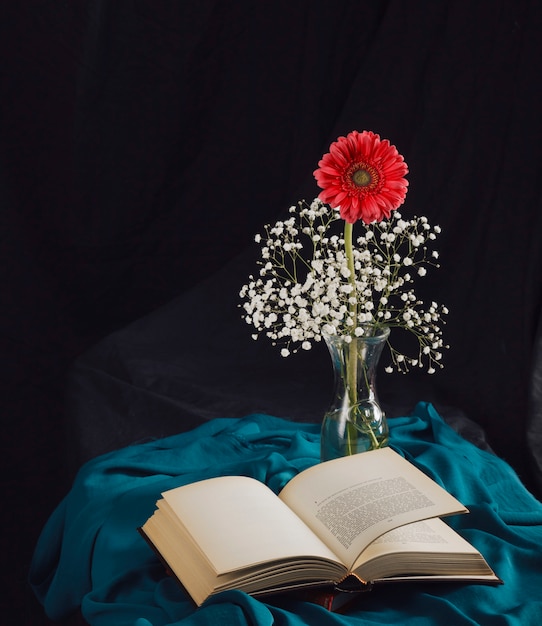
[343, 222, 357, 454]
[344, 222, 356, 320]
[344, 221, 380, 452]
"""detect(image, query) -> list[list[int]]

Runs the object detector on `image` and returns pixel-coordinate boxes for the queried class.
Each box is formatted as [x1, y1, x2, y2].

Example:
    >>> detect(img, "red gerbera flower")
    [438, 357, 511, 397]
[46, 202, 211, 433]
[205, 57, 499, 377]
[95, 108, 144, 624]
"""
[313, 130, 409, 224]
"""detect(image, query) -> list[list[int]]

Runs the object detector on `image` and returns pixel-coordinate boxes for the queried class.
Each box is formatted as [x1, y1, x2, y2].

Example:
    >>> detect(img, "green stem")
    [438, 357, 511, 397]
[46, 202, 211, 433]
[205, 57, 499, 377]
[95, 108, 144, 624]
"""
[343, 222, 380, 452]
[344, 223, 357, 454]
[344, 222, 356, 306]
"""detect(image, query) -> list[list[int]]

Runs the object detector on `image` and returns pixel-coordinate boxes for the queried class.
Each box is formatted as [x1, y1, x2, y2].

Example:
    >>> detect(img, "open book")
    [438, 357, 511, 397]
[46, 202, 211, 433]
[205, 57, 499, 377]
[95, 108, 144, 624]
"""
[140, 447, 501, 606]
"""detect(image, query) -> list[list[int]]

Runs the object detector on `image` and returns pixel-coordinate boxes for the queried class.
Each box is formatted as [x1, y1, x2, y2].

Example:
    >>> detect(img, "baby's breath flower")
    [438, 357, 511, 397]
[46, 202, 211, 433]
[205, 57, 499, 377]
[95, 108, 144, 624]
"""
[239, 198, 448, 371]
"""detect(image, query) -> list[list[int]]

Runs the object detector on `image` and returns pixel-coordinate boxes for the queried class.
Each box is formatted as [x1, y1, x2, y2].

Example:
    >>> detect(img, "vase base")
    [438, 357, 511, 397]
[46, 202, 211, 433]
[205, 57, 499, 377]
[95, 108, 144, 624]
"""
[320, 412, 389, 462]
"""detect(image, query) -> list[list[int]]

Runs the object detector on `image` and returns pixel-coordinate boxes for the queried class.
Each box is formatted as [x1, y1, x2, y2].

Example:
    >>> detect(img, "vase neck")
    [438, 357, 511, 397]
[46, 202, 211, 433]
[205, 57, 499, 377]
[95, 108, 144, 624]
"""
[324, 328, 389, 404]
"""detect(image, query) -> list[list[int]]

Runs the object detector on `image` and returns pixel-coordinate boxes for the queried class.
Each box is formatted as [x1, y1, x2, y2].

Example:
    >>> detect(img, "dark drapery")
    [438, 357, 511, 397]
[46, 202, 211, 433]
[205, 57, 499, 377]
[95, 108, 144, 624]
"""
[2, 2, 542, 623]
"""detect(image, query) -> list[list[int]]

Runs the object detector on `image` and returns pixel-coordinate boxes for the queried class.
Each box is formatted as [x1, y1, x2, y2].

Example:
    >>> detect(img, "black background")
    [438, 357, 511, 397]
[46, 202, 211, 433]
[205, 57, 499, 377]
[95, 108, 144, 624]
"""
[2, 2, 542, 624]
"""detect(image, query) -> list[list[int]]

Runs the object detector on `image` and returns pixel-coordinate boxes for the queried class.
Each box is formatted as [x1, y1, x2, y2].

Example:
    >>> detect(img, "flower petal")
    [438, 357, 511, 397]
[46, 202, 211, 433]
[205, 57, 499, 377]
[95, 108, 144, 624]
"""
[314, 130, 408, 223]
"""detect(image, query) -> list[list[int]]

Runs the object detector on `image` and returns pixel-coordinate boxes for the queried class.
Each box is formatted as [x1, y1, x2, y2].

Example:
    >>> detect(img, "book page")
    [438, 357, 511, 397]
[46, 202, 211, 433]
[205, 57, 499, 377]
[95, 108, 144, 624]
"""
[160, 475, 344, 575]
[353, 518, 478, 566]
[278, 447, 467, 570]
[351, 518, 499, 581]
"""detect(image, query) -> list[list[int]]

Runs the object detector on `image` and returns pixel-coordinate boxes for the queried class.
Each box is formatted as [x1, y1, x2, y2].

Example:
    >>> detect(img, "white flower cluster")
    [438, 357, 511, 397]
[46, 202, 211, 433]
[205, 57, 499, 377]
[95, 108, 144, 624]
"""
[239, 199, 448, 373]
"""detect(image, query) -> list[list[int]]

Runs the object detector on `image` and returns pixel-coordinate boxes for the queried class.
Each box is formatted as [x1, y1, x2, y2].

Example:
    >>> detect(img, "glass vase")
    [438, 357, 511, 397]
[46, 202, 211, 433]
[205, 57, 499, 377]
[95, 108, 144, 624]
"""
[320, 326, 390, 461]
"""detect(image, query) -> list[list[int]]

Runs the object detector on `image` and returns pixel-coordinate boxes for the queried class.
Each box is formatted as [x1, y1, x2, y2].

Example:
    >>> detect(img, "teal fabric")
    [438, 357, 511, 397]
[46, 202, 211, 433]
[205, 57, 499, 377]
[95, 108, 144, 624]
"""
[30, 403, 542, 625]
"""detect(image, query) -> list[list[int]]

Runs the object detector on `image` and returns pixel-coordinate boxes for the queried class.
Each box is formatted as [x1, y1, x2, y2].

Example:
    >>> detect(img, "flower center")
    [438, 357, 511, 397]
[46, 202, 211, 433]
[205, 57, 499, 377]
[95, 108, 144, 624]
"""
[348, 162, 380, 192]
